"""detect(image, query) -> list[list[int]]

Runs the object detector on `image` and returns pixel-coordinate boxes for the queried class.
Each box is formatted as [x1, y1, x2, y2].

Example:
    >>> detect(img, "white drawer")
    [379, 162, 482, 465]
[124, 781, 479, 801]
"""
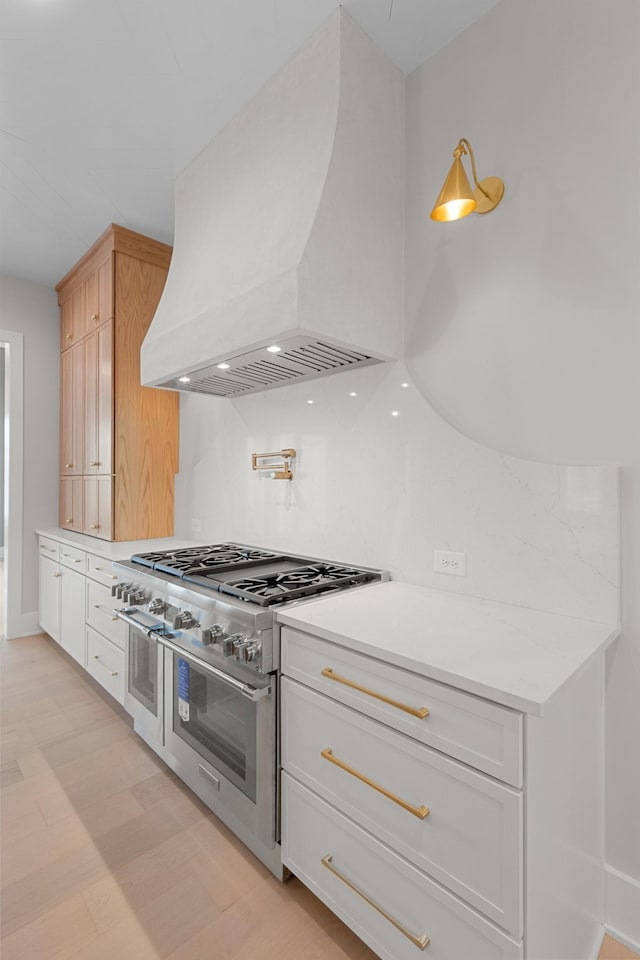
[282, 774, 522, 960]
[86, 553, 119, 587]
[39, 536, 60, 561]
[86, 579, 127, 650]
[86, 626, 125, 704]
[281, 627, 522, 787]
[282, 678, 522, 935]
[59, 543, 86, 569]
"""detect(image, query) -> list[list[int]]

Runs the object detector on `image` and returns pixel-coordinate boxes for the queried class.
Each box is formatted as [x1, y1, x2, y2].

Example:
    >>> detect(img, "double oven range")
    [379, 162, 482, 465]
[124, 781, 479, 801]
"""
[113, 543, 386, 876]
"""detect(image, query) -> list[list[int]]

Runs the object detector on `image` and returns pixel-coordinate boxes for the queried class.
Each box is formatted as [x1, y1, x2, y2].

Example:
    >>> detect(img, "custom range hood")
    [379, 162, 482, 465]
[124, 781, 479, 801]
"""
[141, 10, 404, 398]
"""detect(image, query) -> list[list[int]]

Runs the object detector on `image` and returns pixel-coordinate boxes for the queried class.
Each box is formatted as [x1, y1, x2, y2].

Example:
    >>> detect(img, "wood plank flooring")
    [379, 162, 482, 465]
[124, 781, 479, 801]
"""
[1, 633, 638, 960]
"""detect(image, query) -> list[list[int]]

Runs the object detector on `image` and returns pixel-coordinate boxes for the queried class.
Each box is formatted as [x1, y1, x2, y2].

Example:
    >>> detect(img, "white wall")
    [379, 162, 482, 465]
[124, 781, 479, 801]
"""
[0, 275, 59, 634]
[404, 0, 639, 937]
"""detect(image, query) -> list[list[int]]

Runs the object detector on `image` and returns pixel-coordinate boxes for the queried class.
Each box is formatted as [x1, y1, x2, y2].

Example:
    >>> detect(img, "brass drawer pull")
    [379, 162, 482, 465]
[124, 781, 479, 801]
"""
[89, 460, 101, 467]
[93, 603, 118, 621]
[65, 463, 73, 469]
[93, 568, 118, 579]
[321, 855, 430, 950]
[53, 571, 61, 578]
[321, 668, 430, 719]
[89, 524, 100, 530]
[321, 748, 429, 819]
[92, 654, 118, 677]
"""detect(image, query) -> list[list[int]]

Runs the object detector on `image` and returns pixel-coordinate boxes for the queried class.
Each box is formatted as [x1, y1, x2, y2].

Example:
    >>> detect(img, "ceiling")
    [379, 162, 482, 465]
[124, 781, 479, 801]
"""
[1, 0, 499, 288]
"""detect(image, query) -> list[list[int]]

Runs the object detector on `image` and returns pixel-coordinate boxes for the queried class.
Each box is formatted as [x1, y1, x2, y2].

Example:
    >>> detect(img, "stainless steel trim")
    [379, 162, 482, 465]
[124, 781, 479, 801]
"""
[198, 764, 220, 791]
[114, 608, 162, 632]
[156, 635, 270, 703]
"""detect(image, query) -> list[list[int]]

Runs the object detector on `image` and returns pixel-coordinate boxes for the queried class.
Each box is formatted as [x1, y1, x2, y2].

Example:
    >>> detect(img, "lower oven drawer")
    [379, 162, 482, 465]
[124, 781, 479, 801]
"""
[282, 774, 522, 960]
[282, 678, 522, 936]
[86, 626, 125, 704]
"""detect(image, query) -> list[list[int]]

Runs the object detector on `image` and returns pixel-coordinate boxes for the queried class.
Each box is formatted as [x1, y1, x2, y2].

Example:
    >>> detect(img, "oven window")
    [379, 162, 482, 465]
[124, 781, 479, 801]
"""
[173, 655, 257, 802]
[128, 629, 158, 716]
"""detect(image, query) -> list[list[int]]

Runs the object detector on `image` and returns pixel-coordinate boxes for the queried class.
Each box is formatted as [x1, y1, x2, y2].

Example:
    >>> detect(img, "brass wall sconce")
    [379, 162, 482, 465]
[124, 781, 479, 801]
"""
[430, 138, 504, 222]
[252, 448, 296, 480]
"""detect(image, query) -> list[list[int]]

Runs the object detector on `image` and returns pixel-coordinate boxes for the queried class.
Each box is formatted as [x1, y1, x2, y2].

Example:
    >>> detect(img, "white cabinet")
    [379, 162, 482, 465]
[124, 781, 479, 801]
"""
[37, 534, 125, 705]
[59, 565, 86, 666]
[280, 620, 606, 960]
[38, 554, 61, 642]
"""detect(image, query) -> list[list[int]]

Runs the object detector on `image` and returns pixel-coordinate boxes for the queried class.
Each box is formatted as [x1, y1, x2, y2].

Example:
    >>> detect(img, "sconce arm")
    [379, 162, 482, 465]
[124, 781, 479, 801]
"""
[456, 138, 491, 201]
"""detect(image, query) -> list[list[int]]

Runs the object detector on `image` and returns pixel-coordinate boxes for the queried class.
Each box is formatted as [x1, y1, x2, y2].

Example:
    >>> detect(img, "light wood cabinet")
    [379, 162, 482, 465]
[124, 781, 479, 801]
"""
[56, 224, 179, 541]
[60, 341, 84, 477]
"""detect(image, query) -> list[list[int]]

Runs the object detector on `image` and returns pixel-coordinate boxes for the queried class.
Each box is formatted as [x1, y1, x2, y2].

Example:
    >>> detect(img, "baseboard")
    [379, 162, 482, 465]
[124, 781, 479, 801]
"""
[605, 864, 640, 953]
[7, 611, 41, 640]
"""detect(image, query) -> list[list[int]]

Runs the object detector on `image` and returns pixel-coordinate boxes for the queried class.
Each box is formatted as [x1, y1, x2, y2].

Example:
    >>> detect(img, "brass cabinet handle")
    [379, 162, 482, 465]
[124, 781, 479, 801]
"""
[89, 524, 100, 530]
[321, 748, 429, 819]
[94, 568, 117, 579]
[53, 571, 61, 578]
[65, 463, 73, 469]
[65, 518, 73, 524]
[65, 333, 72, 340]
[91, 313, 98, 321]
[93, 603, 118, 621]
[321, 855, 430, 950]
[92, 654, 118, 677]
[321, 668, 430, 719]
[89, 460, 101, 467]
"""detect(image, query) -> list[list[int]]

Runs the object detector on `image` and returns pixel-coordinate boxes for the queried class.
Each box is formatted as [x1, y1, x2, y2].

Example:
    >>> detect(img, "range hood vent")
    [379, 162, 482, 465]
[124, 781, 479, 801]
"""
[162, 336, 381, 398]
[141, 10, 404, 398]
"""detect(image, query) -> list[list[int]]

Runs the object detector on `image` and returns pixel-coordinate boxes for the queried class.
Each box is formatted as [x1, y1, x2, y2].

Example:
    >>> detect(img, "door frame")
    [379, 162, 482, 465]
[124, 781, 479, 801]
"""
[1, 330, 25, 639]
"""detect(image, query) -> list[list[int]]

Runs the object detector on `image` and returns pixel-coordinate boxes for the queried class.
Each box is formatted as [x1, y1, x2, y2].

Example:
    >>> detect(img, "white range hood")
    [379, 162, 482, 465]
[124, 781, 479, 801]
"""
[141, 10, 404, 398]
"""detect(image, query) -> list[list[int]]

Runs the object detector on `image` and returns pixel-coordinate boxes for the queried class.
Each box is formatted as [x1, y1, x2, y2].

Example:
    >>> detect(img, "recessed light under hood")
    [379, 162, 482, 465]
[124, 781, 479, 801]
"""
[141, 10, 404, 398]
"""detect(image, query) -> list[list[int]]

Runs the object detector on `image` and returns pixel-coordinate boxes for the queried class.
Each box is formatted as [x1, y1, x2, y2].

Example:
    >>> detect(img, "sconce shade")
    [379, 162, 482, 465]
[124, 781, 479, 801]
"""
[430, 155, 477, 222]
[430, 138, 504, 223]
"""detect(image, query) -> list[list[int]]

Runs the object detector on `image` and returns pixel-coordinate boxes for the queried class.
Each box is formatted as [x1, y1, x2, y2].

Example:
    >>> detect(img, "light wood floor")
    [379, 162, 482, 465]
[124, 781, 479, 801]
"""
[1, 634, 638, 960]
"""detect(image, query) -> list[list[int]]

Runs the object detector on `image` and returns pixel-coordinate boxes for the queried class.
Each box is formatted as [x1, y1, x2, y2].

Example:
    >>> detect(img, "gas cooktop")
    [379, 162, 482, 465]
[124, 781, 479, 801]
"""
[129, 543, 383, 607]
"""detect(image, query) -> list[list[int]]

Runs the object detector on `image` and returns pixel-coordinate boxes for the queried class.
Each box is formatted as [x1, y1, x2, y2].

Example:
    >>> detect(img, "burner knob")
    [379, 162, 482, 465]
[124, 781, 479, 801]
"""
[129, 590, 145, 605]
[171, 610, 198, 630]
[221, 637, 235, 657]
[148, 598, 165, 615]
[115, 582, 131, 600]
[201, 624, 224, 646]
[239, 640, 261, 663]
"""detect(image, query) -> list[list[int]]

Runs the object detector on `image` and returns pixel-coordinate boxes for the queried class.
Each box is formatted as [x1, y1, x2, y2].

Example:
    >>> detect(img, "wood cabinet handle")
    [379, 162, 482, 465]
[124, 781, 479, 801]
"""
[321, 668, 430, 719]
[321, 855, 430, 950]
[321, 748, 430, 819]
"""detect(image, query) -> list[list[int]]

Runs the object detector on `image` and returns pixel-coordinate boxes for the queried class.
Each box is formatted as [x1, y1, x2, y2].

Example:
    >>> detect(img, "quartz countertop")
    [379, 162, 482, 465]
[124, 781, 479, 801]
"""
[277, 581, 620, 715]
[36, 527, 199, 560]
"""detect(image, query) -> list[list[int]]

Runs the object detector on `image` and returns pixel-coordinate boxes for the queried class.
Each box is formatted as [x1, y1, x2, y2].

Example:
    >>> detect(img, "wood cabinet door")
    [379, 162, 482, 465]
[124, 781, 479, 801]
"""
[85, 257, 113, 335]
[60, 342, 83, 476]
[84, 321, 113, 474]
[59, 476, 83, 531]
[83, 476, 113, 540]
[60, 285, 83, 351]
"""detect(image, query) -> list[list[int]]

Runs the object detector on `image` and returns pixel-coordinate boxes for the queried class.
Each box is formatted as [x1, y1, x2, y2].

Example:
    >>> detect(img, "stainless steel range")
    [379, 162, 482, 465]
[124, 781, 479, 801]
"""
[112, 543, 387, 876]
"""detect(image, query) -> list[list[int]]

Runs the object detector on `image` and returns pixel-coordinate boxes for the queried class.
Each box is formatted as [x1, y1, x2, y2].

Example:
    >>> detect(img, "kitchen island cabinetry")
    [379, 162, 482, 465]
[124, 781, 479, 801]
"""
[56, 224, 179, 541]
[278, 582, 619, 960]
[38, 538, 61, 642]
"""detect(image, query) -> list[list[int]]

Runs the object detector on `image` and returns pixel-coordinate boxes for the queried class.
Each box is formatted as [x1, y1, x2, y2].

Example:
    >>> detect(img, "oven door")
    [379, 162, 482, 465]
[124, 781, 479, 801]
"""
[116, 609, 164, 748]
[162, 640, 277, 853]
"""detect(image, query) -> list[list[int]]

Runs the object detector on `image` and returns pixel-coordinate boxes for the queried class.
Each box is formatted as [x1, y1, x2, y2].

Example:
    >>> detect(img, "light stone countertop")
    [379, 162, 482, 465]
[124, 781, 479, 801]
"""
[36, 527, 199, 560]
[277, 581, 620, 715]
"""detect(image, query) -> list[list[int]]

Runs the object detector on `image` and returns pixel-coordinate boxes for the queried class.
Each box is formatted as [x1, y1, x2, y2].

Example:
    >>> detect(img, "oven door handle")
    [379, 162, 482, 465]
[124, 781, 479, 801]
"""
[114, 608, 165, 634]
[156, 635, 271, 703]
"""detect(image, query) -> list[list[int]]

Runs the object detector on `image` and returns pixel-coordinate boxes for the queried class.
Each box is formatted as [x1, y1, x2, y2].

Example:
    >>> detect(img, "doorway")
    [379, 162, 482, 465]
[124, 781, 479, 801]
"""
[0, 331, 25, 640]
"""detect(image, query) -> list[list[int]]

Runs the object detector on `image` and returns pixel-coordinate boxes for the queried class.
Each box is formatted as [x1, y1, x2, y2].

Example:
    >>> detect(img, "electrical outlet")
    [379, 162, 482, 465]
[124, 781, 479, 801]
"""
[191, 518, 202, 534]
[434, 550, 466, 577]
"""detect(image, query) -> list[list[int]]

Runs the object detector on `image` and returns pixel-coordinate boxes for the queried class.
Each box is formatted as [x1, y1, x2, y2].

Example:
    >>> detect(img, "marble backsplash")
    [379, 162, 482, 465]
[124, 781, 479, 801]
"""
[174, 361, 619, 626]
